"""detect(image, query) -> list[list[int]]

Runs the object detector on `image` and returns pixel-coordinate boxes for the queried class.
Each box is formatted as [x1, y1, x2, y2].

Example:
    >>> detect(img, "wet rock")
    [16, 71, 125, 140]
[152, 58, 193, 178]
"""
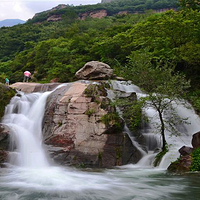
[192, 131, 200, 149]
[179, 146, 193, 156]
[0, 124, 10, 166]
[0, 124, 10, 150]
[167, 155, 192, 173]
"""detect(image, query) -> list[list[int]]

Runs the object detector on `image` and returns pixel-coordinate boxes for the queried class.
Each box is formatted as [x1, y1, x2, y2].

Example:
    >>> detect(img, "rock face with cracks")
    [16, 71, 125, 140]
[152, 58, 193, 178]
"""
[42, 81, 140, 167]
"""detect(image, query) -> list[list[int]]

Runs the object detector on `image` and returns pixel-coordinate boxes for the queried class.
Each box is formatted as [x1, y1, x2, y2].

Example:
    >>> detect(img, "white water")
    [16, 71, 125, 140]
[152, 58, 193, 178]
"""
[109, 80, 200, 168]
[0, 81, 200, 199]
[2, 92, 50, 168]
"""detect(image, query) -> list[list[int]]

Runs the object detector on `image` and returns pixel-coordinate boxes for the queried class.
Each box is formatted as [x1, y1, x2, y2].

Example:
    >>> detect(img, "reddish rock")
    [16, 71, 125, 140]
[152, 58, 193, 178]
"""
[168, 155, 192, 173]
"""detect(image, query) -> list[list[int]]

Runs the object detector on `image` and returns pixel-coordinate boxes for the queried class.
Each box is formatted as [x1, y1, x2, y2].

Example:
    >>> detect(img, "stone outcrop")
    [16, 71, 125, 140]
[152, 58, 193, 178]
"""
[79, 10, 108, 20]
[10, 82, 61, 93]
[47, 15, 62, 22]
[75, 61, 113, 80]
[42, 81, 140, 167]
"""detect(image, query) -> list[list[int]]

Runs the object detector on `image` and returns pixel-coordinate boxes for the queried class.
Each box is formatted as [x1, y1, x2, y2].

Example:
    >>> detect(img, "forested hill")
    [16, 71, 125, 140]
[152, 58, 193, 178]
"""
[28, 0, 178, 24]
[0, 0, 200, 113]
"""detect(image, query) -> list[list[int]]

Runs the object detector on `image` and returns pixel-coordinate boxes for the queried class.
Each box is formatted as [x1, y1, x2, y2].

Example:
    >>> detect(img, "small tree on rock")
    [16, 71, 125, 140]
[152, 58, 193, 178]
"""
[123, 51, 190, 152]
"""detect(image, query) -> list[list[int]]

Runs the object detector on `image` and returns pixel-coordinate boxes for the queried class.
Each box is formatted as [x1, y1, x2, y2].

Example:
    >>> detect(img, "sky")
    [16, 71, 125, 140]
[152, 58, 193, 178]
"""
[0, 0, 101, 21]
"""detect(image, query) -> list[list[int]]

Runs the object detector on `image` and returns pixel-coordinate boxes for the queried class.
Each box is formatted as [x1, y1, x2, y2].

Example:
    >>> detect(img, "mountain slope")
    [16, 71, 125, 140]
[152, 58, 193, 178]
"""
[0, 19, 25, 27]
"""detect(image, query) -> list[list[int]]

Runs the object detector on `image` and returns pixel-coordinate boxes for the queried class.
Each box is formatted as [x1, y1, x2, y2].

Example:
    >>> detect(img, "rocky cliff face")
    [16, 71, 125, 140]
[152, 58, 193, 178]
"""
[42, 81, 141, 167]
[79, 10, 108, 20]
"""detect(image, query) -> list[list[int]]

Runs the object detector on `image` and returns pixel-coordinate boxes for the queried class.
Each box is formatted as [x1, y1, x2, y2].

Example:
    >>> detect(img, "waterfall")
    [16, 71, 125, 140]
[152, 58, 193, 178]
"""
[2, 91, 51, 168]
[108, 80, 200, 168]
[2, 80, 200, 169]
[1, 81, 200, 199]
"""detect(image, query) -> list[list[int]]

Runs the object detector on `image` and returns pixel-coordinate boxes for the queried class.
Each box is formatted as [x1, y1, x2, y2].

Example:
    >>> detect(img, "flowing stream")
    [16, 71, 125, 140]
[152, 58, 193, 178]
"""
[0, 82, 200, 200]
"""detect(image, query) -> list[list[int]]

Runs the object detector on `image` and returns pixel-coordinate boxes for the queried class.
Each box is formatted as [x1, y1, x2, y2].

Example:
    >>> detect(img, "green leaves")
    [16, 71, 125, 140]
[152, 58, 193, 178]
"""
[190, 147, 200, 171]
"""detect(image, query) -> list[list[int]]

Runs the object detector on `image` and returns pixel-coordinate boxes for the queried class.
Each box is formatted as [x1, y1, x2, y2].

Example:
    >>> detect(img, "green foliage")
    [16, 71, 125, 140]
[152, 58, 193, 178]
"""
[85, 109, 96, 117]
[0, 84, 15, 118]
[101, 112, 122, 129]
[153, 145, 169, 166]
[0, 3, 199, 96]
[179, 0, 200, 10]
[115, 94, 147, 131]
[122, 50, 190, 150]
[190, 147, 200, 171]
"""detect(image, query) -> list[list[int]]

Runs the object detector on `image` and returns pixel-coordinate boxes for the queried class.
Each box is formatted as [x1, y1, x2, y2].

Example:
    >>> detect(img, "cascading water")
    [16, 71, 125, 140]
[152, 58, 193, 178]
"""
[0, 81, 200, 200]
[108, 80, 200, 168]
[2, 92, 50, 168]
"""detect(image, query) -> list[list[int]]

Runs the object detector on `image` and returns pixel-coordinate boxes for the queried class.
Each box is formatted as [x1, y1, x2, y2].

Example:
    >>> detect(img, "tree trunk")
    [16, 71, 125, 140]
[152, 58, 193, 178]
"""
[158, 109, 167, 151]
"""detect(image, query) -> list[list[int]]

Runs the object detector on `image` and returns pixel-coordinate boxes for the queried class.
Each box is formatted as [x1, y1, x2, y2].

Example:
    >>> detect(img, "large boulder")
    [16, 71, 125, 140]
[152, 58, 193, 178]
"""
[167, 155, 192, 173]
[75, 61, 113, 80]
[192, 131, 200, 149]
[42, 81, 141, 167]
[179, 146, 193, 156]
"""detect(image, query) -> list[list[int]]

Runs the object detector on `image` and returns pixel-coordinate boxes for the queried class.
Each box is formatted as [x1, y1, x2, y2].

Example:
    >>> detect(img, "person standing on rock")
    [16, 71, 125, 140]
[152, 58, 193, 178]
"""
[23, 71, 31, 82]
[5, 78, 9, 85]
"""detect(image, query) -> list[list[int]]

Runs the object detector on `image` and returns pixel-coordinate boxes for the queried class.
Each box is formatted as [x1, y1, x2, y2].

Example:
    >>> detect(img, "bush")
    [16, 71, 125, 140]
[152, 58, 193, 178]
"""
[190, 147, 200, 171]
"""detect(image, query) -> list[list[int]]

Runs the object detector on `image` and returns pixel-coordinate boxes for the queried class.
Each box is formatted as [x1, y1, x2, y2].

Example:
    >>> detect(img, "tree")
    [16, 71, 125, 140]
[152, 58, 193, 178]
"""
[123, 51, 190, 152]
[179, 0, 200, 10]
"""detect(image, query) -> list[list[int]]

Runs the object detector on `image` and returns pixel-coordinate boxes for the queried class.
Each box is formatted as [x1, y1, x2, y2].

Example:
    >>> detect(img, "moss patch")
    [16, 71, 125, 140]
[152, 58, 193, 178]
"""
[153, 145, 168, 167]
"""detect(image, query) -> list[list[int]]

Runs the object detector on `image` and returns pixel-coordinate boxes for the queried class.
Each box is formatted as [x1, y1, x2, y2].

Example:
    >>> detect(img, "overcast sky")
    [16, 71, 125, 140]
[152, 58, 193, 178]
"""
[0, 0, 101, 21]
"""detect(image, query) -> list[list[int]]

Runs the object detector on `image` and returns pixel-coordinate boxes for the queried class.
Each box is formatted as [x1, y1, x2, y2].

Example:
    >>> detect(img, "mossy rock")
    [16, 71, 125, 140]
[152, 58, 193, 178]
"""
[0, 84, 16, 119]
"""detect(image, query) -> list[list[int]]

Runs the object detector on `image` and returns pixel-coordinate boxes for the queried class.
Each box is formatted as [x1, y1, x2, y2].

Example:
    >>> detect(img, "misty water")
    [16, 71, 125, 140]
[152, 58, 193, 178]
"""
[0, 81, 200, 200]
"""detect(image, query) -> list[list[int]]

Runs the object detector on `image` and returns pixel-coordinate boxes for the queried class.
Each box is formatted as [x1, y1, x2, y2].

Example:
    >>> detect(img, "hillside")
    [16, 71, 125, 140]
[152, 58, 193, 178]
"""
[0, 0, 200, 112]
[0, 19, 25, 27]
[27, 0, 179, 24]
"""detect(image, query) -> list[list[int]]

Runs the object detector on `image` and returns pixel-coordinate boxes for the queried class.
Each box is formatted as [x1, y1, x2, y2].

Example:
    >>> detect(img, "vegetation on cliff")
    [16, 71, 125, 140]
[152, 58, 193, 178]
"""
[0, 84, 15, 119]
